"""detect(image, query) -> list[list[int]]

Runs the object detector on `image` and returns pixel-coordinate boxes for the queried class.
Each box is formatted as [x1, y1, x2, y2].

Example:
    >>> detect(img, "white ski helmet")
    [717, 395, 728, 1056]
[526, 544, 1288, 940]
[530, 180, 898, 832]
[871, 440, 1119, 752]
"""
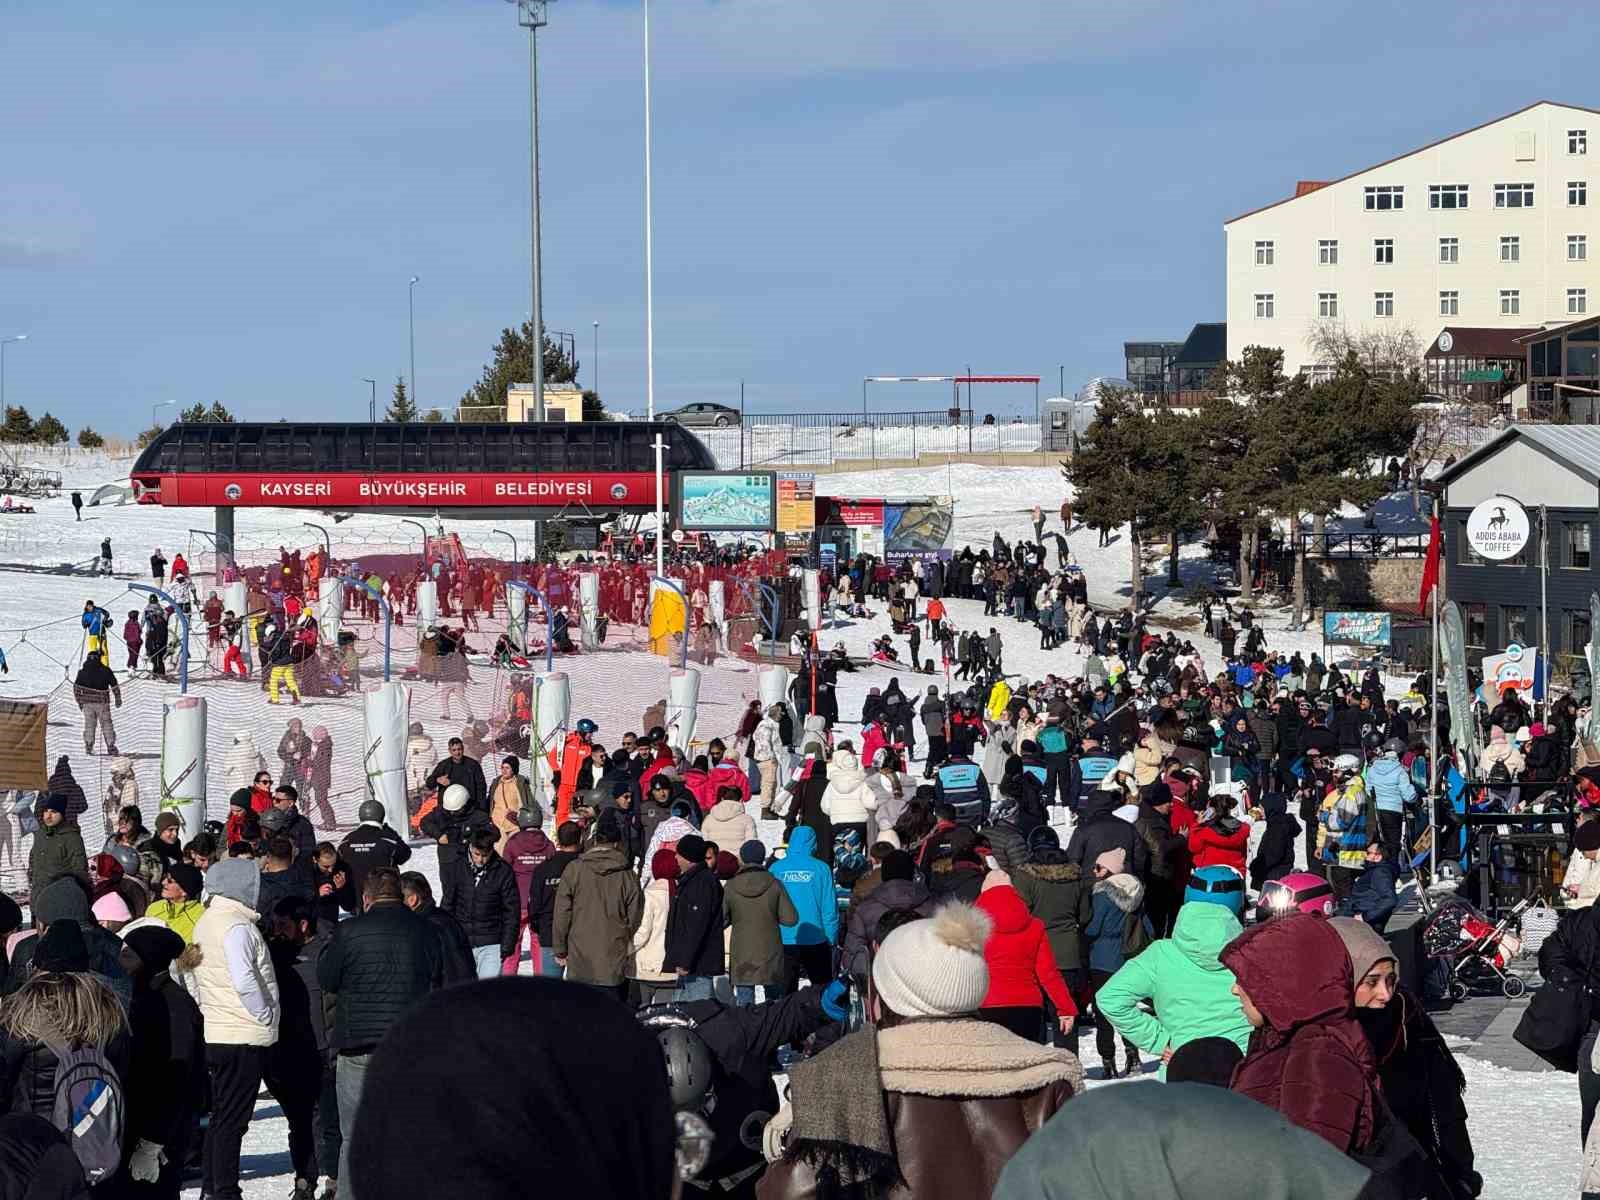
[442, 784, 470, 813]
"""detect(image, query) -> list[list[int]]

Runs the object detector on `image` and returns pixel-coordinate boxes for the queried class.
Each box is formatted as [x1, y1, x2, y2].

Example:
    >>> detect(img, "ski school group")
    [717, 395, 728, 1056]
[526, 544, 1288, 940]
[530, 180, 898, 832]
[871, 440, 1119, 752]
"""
[14, 522, 1600, 1200]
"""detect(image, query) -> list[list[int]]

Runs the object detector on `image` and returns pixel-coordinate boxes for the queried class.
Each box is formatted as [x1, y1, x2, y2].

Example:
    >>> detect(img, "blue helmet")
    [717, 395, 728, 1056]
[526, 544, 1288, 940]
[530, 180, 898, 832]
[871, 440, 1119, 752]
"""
[1184, 865, 1245, 916]
[576, 718, 598, 736]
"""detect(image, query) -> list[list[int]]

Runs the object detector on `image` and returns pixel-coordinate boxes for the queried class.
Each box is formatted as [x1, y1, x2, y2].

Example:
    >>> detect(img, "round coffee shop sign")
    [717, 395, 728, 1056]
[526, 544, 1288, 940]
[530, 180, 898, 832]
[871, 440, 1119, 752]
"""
[1465, 497, 1531, 560]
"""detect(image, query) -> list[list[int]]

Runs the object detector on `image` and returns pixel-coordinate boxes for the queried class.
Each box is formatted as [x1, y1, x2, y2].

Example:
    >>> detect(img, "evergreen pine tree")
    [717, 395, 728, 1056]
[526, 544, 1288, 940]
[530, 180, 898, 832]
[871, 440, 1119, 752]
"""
[385, 375, 419, 422]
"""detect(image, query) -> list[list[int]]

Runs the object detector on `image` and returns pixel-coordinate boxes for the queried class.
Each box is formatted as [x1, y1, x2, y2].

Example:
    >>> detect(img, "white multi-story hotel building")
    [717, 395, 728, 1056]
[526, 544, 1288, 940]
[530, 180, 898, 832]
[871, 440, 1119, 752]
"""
[1225, 101, 1599, 379]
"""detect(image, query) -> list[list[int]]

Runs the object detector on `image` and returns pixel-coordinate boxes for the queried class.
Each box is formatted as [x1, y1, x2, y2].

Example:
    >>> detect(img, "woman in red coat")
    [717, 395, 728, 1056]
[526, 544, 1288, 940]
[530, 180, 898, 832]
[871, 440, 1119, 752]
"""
[1221, 913, 1390, 1156]
[975, 874, 1077, 1044]
[1188, 791, 1251, 874]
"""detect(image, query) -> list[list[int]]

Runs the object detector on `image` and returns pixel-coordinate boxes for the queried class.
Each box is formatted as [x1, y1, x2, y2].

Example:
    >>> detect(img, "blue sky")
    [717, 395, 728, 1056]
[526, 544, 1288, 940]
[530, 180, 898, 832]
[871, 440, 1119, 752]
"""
[1, 0, 1595, 433]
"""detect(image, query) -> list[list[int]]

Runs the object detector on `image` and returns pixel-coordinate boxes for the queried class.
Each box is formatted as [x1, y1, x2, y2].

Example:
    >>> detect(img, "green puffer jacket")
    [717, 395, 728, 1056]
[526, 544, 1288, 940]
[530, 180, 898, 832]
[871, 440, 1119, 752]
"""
[1094, 901, 1251, 1076]
[28, 821, 88, 891]
[1010, 852, 1093, 972]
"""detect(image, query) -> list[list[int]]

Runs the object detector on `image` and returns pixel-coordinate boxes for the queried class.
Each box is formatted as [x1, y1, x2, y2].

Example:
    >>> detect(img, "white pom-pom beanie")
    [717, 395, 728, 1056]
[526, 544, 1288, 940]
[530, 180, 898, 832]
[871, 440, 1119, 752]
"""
[871, 901, 992, 1019]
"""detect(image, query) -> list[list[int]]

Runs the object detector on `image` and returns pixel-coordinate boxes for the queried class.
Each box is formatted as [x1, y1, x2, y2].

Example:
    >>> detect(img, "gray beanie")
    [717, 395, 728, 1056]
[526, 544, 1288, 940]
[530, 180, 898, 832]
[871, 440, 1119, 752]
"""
[33, 877, 91, 926]
[205, 858, 261, 912]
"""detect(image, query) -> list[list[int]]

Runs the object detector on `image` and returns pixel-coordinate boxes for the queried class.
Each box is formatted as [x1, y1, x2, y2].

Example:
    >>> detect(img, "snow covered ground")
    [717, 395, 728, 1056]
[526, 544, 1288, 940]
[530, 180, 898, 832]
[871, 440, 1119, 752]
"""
[0, 454, 1574, 1197]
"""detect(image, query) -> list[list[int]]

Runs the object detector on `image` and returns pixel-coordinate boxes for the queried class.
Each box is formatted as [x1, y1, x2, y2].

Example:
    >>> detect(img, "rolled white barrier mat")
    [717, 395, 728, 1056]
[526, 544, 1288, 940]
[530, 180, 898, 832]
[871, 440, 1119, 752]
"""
[506, 583, 528, 653]
[759, 664, 789, 712]
[317, 576, 344, 646]
[223, 581, 250, 654]
[578, 572, 600, 651]
[161, 696, 208, 843]
[708, 580, 727, 650]
[416, 578, 439, 631]
[802, 568, 822, 631]
[362, 680, 410, 828]
[530, 671, 571, 794]
[666, 668, 701, 754]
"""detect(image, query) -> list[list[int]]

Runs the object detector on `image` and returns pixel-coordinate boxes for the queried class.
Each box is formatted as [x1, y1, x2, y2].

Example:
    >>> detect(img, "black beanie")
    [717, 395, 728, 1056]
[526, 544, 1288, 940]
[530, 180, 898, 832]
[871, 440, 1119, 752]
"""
[35, 921, 89, 973]
[122, 924, 185, 977]
[1166, 1036, 1244, 1088]
[229, 787, 253, 810]
[1576, 821, 1600, 853]
[676, 834, 706, 864]
[881, 849, 916, 884]
[350, 979, 675, 1200]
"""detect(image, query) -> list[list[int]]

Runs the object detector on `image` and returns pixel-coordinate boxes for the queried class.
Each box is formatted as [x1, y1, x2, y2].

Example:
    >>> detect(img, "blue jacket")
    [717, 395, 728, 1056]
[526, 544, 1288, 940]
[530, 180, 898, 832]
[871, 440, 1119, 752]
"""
[1364, 756, 1417, 815]
[81, 607, 110, 636]
[1340, 860, 1400, 932]
[1083, 875, 1150, 975]
[771, 826, 838, 947]
[934, 757, 990, 821]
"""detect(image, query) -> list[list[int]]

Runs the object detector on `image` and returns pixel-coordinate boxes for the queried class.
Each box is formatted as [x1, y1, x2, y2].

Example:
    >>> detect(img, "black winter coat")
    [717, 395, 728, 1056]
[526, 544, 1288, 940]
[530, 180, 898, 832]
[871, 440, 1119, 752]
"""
[413, 899, 475, 985]
[2, 924, 132, 1008]
[0, 1026, 131, 1124]
[338, 823, 413, 901]
[1332, 706, 1364, 751]
[1249, 813, 1302, 891]
[662, 864, 725, 977]
[426, 756, 489, 813]
[257, 861, 316, 924]
[527, 849, 579, 945]
[1066, 793, 1148, 879]
[126, 972, 205, 1155]
[0, 1112, 89, 1200]
[1133, 802, 1186, 882]
[419, 805, 490, 886]
[317, 900, 443, 1053]
[445, 854, 520, 958]
[277, 810, 317, 863]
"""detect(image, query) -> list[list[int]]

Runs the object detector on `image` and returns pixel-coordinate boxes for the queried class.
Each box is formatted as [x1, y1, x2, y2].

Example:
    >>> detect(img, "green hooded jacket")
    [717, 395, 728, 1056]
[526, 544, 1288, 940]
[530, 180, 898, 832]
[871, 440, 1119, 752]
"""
[1095, 901, 1252, 1074]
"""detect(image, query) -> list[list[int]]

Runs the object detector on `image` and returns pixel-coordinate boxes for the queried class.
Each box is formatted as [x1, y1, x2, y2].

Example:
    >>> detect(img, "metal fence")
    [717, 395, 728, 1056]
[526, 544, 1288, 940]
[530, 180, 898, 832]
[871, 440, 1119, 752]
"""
[1316, 531, 1431, 558]
[692, 410, 1046, 469]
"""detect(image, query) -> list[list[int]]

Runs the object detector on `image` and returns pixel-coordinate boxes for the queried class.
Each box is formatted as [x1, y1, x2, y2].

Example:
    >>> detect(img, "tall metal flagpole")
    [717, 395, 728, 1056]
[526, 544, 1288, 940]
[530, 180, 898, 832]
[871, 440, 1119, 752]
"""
[644, 0, 662, 579]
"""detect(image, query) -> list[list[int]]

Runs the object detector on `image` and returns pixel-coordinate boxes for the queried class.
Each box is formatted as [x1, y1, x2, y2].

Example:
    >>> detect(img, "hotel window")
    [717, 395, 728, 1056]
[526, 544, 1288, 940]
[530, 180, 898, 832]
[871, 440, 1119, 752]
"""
[1439, 237, 1458, 263]
[1495, 183, 1536, 208]
[1254, 293, 1274, 319]
[1573, 129, 1589, 155]
[1571, 288, 1589, 315]
[1572, 609, 1593, 655]
[1318, 293, 1338, 318]
[1501, 289, 1521, 315]
[1572, 181, 1589, 207]
[1465, 603, 1486, 649]
[1569, 523, 1592, 570]
[1503, 606, 1528, 647]
[1439, 291, 1459, 316]
[1373, 292, 1394, 317]
[1572, 234, 1588, 261]
[1373, 238, 1394, 264]
[1318, 239, 1338, 265]
[1254, 240, 1274, 265]
[1501, 235, 1520, 262]
[1428, 184, 1469, 209]
[1363, 185, 1403, 211]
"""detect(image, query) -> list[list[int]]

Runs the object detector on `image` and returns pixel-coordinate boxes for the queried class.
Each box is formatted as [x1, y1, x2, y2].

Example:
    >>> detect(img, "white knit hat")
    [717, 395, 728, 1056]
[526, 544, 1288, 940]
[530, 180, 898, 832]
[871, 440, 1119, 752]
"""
[871, 902, 991, 1019]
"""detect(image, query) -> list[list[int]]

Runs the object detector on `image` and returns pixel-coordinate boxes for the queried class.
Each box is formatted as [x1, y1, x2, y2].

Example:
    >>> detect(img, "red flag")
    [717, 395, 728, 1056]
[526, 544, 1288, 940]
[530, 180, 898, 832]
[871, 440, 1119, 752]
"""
[1418, 514, 1441, 613]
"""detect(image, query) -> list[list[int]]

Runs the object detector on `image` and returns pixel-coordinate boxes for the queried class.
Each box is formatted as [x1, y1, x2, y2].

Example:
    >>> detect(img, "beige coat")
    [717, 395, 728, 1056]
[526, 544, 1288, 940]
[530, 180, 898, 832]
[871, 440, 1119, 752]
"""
[183, 896, 279, 1047]
[702, 799, 756, 850]
[629, 879, 674, 982]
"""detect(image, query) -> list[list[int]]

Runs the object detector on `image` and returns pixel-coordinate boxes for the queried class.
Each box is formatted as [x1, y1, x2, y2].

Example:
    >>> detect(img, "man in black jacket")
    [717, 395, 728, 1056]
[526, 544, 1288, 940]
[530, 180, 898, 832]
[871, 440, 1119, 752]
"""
[526, 821, 581, 978]
[428, 737, 488, 814]
[1066, 790, 1148, 881]
[264, 899, 327, 1196]
[317, 867, 443, 1188]
[120, 922, 205, 1197]
[400, 872, 474, 984]
[1133, 782, 1187, 938]
[1331, 698, 1364, 755]
[255, 835, 315, 924]
[446, 828, 520, 979]
[661, 833, 725, 1002]
[72, 649, 121, 755]
[339, 800, 413, 899]
[268, 784, 317, 862]
[269, 898, 343, 1200]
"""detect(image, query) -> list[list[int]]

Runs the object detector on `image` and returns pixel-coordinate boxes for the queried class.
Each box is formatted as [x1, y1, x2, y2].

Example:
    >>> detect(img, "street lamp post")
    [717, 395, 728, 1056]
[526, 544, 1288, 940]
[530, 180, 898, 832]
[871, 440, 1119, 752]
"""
[363, 379, 377, 423]
[409, 277, 419, 409]
[506, 0, 549, 427]
[643, 0, 656, 422]
[592, 320, 599, 398]
[0, 334, 25, 410]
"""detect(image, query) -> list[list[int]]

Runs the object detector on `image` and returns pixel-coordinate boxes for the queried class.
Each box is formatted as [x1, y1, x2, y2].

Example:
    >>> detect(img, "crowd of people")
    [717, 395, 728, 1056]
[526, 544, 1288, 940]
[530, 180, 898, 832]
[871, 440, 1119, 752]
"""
[33, 514, 1600, 1198]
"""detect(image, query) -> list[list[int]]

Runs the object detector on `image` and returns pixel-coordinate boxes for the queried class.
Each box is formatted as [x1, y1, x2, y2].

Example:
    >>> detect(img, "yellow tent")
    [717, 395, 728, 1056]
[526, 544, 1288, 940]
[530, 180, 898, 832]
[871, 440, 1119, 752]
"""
[649, 588, 687, 658]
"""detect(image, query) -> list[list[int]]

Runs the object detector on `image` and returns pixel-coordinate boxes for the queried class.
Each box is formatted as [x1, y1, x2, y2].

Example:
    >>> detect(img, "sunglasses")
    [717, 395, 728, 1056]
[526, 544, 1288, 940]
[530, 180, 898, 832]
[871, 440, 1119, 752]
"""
[255, 776, 270, 784]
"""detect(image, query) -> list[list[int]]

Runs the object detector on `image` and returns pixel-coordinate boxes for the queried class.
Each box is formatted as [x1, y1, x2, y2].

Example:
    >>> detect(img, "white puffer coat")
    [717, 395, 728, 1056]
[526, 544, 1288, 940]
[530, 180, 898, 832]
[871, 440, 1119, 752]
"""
[819, 748, 875, 825]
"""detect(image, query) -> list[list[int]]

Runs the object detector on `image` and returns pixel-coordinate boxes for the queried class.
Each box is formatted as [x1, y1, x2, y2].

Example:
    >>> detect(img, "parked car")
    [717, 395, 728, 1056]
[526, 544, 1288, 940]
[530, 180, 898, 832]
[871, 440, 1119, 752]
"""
[660, 402, 740, 428]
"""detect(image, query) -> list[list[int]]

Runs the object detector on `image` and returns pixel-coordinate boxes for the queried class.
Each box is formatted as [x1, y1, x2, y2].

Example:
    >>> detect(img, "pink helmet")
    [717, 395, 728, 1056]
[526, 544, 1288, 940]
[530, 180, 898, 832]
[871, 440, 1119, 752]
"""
[1258, 872, 1334, 921]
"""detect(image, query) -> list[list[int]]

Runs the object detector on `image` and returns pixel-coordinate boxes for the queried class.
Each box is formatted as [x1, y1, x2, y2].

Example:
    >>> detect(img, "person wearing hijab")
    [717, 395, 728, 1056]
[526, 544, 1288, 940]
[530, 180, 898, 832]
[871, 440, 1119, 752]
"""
[1332, 918, 1480, 1200]
[349, 978, 682, 1200]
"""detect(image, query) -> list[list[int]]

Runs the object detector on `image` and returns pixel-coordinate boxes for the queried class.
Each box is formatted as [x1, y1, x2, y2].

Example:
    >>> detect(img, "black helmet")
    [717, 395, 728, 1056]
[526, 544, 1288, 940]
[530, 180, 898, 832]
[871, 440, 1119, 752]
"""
[515, 805, 545, 830]
[259, 806, 291, 833]
[638, 1008, 716, 1113]
[1362, 729, 1384, 751]
[357, 800, 385, 824]
[1382, 736, 1407, 756]
[202, 819, 225, 840]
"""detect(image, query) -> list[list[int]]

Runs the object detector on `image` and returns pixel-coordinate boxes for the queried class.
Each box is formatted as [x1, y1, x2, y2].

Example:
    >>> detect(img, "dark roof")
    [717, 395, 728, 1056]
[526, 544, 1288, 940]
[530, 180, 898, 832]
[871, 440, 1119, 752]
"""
[1513, 314, 1600, 344]
[1425, 327, 1539, 358]
[1170, 323, 1227, 367]
[1123, 341, 1184, 356]
[1434, 424, 1600, 490]
[1224, 101, 1600, 225]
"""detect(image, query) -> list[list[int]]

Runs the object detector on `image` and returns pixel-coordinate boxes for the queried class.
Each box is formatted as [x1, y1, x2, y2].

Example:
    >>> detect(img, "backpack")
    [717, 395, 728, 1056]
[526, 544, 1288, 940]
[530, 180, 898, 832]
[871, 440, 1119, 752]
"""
[1487, 760, 1512, 785]
[49, 1042, 126, 1185]
[1121, 910, 1153, 959]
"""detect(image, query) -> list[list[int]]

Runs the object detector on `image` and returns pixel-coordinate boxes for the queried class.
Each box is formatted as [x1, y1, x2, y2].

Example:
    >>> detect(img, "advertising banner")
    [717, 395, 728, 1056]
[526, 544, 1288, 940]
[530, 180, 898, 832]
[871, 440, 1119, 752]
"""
[838, 502, 884, 527]
[884, 498, 955, 563]
[675, 471, 777, 531]
[1440, 601, 1481, 774]
[776, 472, 816, 534]
[1322, 611, 1393, 647]
[159, 472, 661, 509]
[1476, 642, 1543, 703]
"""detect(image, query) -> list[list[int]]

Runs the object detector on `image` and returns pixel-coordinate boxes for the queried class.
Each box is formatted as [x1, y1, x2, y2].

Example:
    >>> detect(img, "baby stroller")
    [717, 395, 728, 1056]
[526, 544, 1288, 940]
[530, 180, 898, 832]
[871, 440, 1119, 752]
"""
[1419, 895, 1530, 1000]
